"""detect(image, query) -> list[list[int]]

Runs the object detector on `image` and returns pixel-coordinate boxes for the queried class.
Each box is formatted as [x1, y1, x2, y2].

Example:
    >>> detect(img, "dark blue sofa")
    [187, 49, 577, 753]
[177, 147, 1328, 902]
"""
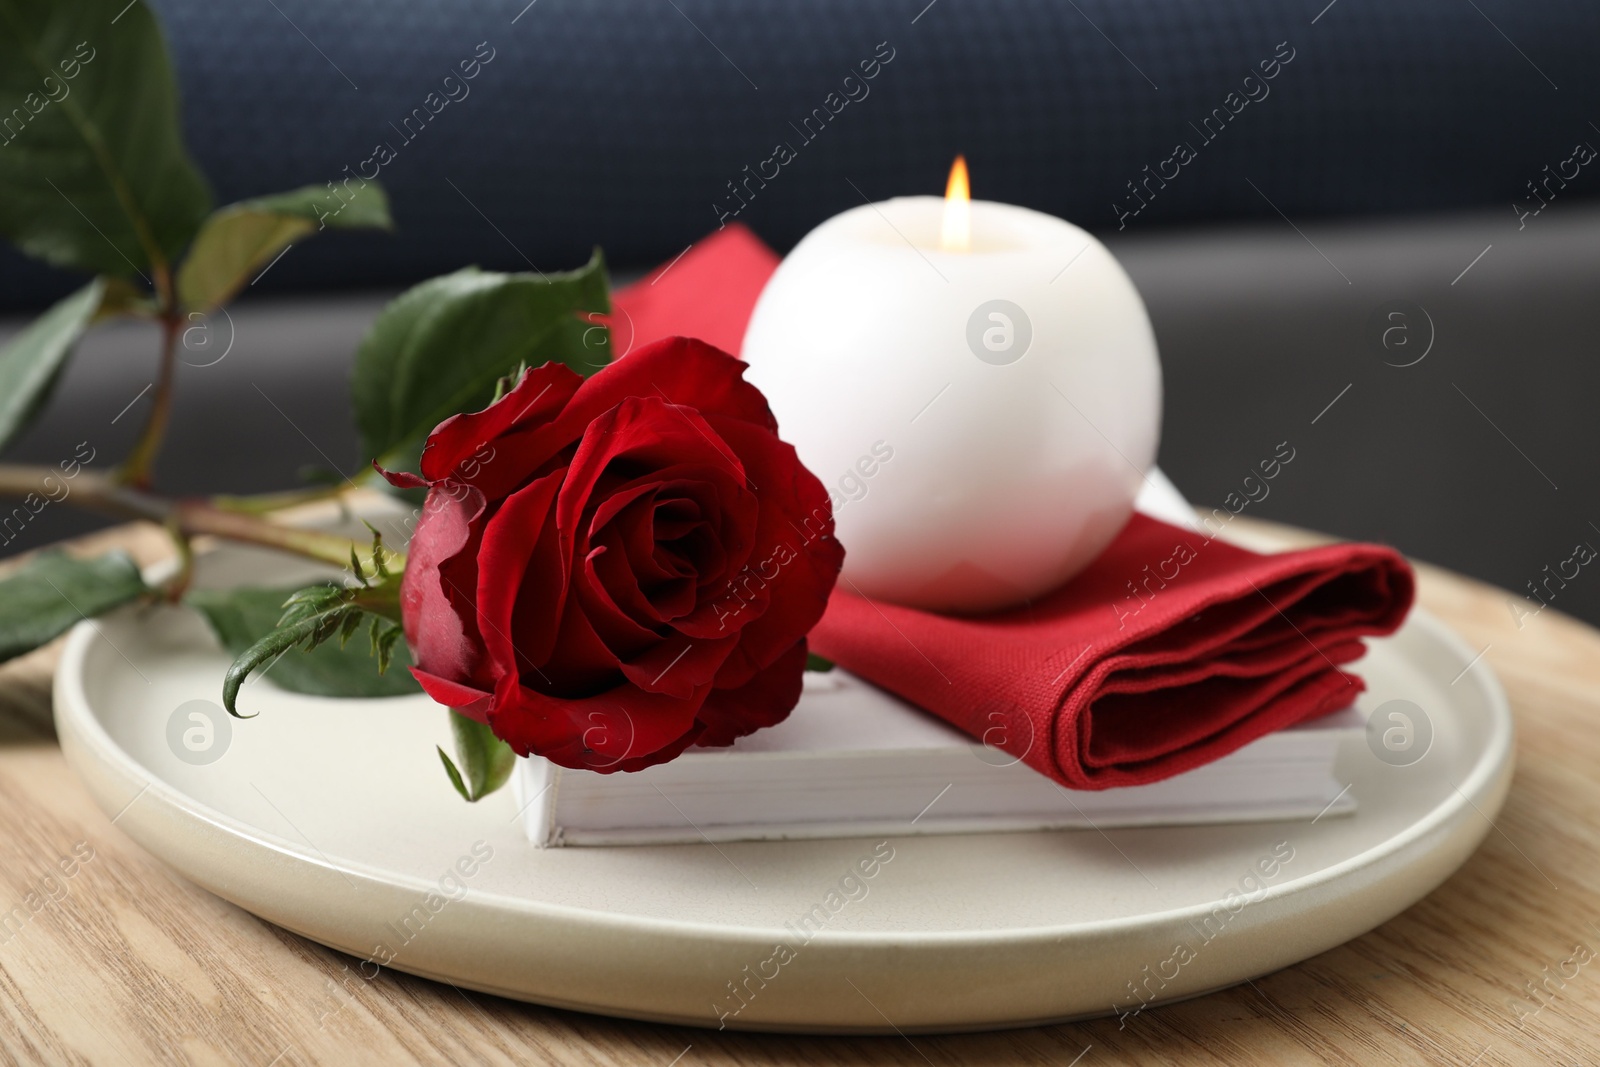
[4, 0, 1600, 628]
[4, 0, 1598, 303]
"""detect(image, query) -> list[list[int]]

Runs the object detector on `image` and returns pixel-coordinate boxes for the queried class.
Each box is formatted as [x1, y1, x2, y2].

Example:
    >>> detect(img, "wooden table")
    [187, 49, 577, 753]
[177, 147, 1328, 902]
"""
[1, 520, 1596, 1066]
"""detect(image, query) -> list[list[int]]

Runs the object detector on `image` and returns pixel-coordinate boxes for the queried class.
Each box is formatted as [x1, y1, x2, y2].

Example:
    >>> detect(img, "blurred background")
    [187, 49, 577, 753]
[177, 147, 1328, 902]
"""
[3, 0, 1599, 626]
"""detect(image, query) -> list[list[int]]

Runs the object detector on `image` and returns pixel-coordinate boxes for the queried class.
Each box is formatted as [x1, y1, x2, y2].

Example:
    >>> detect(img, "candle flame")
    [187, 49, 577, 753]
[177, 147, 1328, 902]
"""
[940, 155, 971, 252]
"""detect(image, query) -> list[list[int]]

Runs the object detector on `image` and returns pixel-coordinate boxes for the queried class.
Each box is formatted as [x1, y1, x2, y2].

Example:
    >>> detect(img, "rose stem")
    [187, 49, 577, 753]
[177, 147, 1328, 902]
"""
[116, 264, 180, 490]
[0, 464, 401, 573]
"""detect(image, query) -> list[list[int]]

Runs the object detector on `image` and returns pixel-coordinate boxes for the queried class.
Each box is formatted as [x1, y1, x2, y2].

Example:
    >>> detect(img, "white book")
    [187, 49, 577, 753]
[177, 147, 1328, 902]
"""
[513, 671, 1360, 847]
[513, 469, 1359, 847]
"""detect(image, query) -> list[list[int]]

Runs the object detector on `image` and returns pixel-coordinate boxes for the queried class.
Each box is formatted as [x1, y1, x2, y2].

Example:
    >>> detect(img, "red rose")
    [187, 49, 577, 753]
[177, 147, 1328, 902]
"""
[384, 337, 843, 772]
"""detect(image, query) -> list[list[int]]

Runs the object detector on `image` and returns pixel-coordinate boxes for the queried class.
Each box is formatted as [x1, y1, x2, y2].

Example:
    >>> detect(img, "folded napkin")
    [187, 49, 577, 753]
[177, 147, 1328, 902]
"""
[610, 226, 1416, 790]
[810, 517, 1412, 788]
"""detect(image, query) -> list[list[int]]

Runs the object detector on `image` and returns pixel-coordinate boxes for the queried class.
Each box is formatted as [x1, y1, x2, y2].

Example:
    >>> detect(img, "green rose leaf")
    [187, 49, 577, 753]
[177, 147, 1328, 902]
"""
[0, 279, 105, 452]
[94, 275, 156, 321]
[177, 182, 394, 315]
[0, 549, 147, 664]
[352, 251, 611, 470]
[190, 584, 419, 707]
[0, 0, 211, 280]
[437, 711, 516, 803]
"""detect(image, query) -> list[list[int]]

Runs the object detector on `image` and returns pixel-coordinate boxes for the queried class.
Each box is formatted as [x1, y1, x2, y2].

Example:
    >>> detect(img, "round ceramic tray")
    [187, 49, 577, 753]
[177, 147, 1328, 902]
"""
[54, 538, 1512, 1034]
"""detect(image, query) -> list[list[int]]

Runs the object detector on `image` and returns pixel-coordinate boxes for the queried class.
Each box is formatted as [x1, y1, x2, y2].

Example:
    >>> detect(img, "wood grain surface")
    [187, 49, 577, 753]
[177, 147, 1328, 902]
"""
[0, 519, 1595, 1066]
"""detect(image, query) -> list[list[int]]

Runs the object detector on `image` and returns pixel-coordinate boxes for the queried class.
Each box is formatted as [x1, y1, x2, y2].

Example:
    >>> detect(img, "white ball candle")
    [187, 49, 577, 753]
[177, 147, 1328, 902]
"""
[741, 165, 1162, 614]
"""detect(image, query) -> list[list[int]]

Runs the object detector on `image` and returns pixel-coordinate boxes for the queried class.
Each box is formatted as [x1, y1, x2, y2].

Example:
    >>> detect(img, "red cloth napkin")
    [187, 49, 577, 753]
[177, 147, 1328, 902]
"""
[611, 226, 1416, 790]
[811, 518, 1412, 788]
[608, 224, 780, 358]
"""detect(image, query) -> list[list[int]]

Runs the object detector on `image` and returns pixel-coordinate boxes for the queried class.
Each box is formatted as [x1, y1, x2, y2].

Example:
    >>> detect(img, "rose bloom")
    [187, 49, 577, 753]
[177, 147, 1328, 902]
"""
[383, 337, 843, 771]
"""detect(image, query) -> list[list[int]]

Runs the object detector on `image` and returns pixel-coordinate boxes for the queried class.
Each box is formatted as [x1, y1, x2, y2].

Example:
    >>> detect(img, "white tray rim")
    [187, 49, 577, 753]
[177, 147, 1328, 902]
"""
[54, 606, 1510, 947]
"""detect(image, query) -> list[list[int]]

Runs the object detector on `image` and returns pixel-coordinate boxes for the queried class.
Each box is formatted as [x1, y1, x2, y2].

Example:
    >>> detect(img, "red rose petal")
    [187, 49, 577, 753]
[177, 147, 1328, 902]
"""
[453, 338, 777, 505]
[569, 336, 778, 436]
[402, 485, 490, 688]
[536, 580, 629, 695]
[488, 673, 708, 773]
[410, 668, 492, 723]
[586, 475, 747, 623]
[700, 416, 843, 686]
[598, 464, 756, 586]
[556, 397, 749, 538]
[695, 639, 809, 747]
[373, 462, 427, 489]
[587, 486, 677, 623]
[474, 470, 567, 678]
[577, 544, 664, 658]
[419, 360, 584, 485]
[615, 624, 740, 700]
